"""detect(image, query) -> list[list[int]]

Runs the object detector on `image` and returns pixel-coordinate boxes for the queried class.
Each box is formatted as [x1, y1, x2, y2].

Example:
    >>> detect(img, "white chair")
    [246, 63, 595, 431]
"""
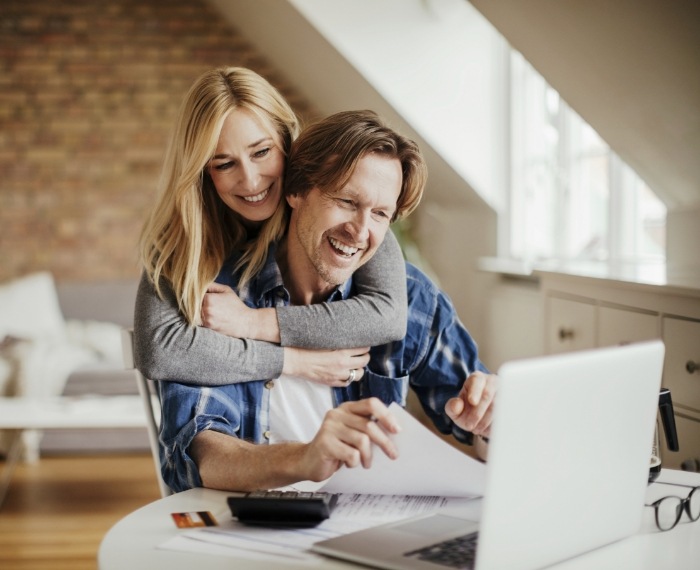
[121, 328, 172, 497]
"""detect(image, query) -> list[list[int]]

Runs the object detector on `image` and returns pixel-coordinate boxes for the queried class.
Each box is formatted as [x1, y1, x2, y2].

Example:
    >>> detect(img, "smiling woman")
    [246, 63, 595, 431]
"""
[133, 67, 413, 393]
[207, 109, 286, 228]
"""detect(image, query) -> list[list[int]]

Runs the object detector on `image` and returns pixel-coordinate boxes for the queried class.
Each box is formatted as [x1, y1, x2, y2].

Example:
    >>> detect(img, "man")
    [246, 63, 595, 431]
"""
[159, 110, 496, 492]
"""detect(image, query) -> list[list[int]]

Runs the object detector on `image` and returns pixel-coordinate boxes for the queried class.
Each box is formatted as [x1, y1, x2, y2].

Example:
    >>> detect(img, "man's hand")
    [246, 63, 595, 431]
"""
[300, 398, 401, 482]
[445, 371, 497, 437]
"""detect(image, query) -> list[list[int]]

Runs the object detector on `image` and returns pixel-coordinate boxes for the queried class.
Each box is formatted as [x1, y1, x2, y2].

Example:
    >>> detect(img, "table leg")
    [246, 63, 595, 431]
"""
[0, 429, 24, 510]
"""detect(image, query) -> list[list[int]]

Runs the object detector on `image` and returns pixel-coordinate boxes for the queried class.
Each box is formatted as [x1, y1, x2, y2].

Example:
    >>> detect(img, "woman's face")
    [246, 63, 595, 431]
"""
[208, 108, 285, 227]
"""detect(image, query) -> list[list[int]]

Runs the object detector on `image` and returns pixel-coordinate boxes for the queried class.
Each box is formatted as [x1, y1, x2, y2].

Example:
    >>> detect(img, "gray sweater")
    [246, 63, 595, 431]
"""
[133, 230, 407, 385]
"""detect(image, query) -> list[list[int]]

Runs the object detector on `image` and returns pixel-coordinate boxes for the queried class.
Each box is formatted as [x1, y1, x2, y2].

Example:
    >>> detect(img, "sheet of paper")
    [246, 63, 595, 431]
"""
[159, 493, 477, 565]
[657, 468, 700, 487]
[159, 403, 486, 564]
[319, 403, 486, 497]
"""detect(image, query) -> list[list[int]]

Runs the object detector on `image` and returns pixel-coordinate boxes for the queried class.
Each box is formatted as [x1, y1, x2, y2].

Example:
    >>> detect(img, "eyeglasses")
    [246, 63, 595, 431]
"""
[645, 484, 700, 531]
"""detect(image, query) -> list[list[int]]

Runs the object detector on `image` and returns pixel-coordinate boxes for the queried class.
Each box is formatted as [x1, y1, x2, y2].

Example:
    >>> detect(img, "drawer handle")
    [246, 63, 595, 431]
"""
[687, 361, 700, 374]
[558, 328, 575, 341]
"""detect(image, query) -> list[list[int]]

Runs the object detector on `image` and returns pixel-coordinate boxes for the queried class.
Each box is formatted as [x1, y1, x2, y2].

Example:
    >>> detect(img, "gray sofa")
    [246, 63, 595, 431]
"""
[38, 278, 150, 453]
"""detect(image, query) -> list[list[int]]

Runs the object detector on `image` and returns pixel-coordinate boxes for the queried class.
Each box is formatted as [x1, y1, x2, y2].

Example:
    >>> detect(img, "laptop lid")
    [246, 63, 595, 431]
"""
[312, 340, 665, 570]
[476, 339, 664, 569]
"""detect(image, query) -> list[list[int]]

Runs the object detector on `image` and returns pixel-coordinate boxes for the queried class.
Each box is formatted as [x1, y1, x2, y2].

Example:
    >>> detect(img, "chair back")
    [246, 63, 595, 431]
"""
[121, 328, 172, 497]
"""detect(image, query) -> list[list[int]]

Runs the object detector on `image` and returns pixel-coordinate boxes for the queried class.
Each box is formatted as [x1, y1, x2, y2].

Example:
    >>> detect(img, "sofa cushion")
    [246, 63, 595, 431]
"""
[65, 318, 124, 363]
[0, 272, 66, 341]
[56, 279, 138, 329]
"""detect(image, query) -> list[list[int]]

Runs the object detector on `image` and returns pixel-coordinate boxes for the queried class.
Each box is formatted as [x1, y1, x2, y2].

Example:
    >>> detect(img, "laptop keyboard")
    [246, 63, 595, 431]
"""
[404, 531, 479, 569]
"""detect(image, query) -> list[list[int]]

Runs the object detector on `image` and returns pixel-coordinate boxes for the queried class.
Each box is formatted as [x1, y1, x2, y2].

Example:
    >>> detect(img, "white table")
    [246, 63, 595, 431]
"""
[99, 469, 700, 570]
[0, 395, 146, 508]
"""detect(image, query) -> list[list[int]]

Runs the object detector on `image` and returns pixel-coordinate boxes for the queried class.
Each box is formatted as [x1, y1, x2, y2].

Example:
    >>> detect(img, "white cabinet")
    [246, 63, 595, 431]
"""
[661, 411, 700, 471]
[546, 295, 660, 352]
[540, 272, 700, 472]
[598, 305, 659, 347]
[662, 317, 700, 415]
[659, 317, 700, 469]
[546, 296, 595, 353]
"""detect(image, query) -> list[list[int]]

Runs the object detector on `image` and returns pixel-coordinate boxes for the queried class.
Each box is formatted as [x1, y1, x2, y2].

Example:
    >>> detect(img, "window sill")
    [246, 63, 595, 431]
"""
[477, 257, 699, 295]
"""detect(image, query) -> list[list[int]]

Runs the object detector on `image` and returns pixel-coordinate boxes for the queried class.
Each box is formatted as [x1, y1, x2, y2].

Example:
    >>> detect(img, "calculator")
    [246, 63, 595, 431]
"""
[227, 490, 339, 527]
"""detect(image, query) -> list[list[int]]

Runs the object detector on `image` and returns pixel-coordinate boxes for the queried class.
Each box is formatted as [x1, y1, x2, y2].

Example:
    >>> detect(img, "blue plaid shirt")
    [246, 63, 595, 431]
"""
[158, 243, 488, 492]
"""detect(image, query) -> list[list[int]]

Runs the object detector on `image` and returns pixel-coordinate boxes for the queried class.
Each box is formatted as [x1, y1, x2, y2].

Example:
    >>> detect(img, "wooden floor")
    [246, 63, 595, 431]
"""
[0, 453, 161, 570]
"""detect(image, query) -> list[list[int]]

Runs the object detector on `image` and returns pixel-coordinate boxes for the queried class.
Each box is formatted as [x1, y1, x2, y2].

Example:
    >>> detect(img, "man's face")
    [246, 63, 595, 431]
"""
[287, 153, 402, 295]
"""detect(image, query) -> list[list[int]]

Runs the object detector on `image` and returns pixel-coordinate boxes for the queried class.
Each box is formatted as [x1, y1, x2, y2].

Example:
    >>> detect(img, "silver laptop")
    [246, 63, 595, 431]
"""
[313, 340, 665, 570]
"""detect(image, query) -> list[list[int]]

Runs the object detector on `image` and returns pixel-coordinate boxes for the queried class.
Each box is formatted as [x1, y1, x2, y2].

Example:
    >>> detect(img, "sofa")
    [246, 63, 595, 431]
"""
[0, 271, 149, 457]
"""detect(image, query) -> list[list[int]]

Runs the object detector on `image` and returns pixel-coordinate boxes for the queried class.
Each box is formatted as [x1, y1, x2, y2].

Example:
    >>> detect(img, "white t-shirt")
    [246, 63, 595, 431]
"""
[268, 374, 333, 444]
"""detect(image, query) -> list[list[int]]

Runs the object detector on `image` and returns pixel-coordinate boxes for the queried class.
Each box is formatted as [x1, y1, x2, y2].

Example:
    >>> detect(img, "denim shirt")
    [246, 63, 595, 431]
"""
[158, 244, 488, 492]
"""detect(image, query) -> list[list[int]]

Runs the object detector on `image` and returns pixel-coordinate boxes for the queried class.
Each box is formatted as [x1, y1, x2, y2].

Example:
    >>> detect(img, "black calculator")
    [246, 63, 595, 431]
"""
[227, 490, 339, 527]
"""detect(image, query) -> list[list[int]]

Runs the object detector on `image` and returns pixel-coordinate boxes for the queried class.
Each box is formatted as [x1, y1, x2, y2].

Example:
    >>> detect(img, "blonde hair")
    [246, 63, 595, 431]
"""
[139, 67, 299, 325]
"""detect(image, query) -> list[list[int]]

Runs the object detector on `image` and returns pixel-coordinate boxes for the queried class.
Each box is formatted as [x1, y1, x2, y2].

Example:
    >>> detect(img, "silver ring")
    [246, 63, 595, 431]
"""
[346, 369, 356, 383]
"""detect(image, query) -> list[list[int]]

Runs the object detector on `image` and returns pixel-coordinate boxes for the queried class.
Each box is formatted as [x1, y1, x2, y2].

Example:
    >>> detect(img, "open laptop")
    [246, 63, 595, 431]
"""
[312, 340, 665, 570]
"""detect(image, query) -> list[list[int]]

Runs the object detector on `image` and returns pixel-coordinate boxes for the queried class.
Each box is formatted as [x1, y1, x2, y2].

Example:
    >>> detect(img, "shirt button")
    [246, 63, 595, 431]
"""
[263, 431, 271, 440]
[264, 380, 275, 390]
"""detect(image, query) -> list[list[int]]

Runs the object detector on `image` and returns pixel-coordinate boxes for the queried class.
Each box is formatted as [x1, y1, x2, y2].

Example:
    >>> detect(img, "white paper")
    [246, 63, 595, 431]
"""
[160, 493, 476, 565]
[319, 403, 486, 497]
[656, 468, 700, 487]
[159, 402, 486, 564]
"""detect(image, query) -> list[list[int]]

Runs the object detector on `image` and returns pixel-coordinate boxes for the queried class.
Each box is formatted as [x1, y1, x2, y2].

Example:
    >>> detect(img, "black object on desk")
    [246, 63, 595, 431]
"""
[227, 490, 338, 528]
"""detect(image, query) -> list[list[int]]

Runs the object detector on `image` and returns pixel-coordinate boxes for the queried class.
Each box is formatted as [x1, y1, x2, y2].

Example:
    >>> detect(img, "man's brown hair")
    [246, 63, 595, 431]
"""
[284, 110, 427, 221]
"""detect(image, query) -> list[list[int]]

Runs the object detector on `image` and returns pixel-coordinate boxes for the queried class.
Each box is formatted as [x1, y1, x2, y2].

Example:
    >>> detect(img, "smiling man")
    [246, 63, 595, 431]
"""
[158, 110, 496, 493]
[286, 150, 401, 304]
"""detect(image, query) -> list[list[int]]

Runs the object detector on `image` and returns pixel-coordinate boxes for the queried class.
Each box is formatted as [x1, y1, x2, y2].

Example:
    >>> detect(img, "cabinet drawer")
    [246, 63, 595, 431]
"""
[598, 306, 659, 347]
[547, 296, 595, 354]
[660, 411, 700, 472]
[662, 317, 700, 413]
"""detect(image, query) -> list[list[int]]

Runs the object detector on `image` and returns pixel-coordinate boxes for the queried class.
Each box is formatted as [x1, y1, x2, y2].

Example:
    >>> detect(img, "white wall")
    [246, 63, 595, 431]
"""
[289, 0, 508, 212]
[207, 0, 502, 358]
[206, 0, 700, 368]
[667, 206, 700, 283]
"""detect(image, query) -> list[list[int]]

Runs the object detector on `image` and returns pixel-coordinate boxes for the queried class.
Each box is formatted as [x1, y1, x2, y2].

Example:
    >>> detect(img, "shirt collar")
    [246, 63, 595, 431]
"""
[246, 241, 355, 305]
[244, 242, 286, 305]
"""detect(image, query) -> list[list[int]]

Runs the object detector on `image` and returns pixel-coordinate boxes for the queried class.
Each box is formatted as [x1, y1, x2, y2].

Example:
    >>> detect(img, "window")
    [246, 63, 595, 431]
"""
[507, 51, 666, 265]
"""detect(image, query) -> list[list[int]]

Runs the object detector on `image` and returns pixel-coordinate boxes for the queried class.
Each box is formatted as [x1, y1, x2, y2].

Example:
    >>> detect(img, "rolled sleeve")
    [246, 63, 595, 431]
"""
[401, 264, 489, 443]
[158, 382, 244, 492]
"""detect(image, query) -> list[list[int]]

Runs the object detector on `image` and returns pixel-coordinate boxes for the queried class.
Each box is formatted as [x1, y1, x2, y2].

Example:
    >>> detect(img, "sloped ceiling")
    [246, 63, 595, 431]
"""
[469, 0, 700, 211]
[206, 0, 493, 211]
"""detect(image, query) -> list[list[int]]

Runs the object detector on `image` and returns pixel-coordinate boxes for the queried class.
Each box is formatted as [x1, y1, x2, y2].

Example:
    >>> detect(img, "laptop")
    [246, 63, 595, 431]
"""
[312, 340, 665, 570]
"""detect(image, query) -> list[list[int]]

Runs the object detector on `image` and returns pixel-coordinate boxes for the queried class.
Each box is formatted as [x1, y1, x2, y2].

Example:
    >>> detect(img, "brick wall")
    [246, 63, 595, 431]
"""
[0, 0, 318, 284]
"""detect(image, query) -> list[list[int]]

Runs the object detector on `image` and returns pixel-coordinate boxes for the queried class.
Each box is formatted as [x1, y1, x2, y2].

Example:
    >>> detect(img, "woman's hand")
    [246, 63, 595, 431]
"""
[201, 283, 253, 338]
[283, 346, 371, 387]
[202, 283, 280, 342]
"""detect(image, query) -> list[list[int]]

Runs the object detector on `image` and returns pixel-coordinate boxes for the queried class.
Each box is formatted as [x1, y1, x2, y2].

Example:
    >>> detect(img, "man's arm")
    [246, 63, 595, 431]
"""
[191, 398, 401, 492]
[402, 264, 497, 440]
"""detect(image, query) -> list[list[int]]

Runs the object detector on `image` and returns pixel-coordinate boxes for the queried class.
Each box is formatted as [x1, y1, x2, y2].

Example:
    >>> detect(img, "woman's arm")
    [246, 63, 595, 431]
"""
[202, 231, 408, 349]
[277, 230, 407, 348]
[132, 272, 284, 384]
[133, 272, 371, 386]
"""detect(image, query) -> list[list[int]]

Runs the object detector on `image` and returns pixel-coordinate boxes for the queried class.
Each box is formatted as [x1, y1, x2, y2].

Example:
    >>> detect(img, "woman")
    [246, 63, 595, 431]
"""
[133, 66, 409, 387]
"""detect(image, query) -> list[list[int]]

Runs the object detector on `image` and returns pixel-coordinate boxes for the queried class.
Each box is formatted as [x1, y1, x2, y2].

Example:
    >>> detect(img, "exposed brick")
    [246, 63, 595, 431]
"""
[0, 0, 320, 284]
